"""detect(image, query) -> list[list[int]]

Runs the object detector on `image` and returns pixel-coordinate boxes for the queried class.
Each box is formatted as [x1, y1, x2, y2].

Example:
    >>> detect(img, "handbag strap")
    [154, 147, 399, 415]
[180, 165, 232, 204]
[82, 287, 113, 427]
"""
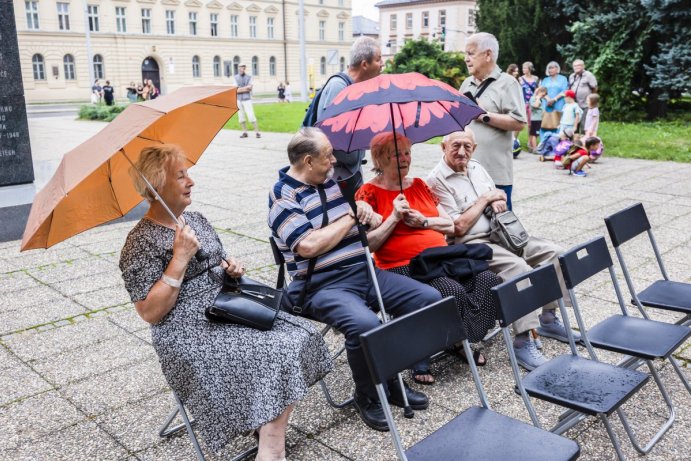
[473, 77, 496, 100]
[293, 184, 329, 314]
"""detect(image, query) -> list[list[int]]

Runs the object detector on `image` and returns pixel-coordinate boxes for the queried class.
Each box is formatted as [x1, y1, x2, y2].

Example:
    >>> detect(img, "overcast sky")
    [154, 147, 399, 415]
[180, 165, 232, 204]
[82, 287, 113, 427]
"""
[352, 0, 379, 21]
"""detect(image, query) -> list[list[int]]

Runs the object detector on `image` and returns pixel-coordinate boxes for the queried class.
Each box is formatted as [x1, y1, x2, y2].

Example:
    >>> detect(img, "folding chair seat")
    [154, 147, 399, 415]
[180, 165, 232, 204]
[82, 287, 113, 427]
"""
[359, 296, 580, 461]
[269, 236, 353, 409]
[604, 203, 691, 322]
[159, 391, 257, 461]
[491, 264, 651, 461]
[558, 236, 691, 453]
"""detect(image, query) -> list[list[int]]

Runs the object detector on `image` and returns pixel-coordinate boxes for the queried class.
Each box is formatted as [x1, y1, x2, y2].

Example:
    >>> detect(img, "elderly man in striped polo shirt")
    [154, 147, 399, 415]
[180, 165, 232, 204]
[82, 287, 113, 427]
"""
[268, 127, 442, 432]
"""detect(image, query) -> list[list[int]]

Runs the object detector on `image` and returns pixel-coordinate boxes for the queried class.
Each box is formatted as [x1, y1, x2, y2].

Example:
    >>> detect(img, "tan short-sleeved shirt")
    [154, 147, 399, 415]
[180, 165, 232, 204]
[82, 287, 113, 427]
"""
[568, 70, 598, 108]
[427, 158, 496, 244]
[459, 66, 527, 186]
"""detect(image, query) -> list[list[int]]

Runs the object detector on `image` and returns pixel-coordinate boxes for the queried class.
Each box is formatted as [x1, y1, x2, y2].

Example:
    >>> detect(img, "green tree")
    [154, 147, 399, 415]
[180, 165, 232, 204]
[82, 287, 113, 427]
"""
[385, 38, 467, 88]
[560, 0, 690, 119]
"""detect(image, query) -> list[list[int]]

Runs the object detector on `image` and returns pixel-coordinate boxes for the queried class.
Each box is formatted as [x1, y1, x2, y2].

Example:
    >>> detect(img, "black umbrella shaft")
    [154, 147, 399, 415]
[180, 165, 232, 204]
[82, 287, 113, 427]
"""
[388, 104, 404, 195]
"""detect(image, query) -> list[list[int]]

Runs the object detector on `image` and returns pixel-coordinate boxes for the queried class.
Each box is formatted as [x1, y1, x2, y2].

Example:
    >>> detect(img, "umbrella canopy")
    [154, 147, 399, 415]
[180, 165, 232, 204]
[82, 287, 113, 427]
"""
[21, 85, 238, 251]
[316, 72, 484, 152]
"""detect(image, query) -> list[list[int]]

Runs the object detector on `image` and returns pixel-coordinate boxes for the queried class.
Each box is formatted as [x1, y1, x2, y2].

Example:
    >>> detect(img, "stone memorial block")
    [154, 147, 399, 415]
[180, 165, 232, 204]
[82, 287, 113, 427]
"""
[0, 0, 35, 186]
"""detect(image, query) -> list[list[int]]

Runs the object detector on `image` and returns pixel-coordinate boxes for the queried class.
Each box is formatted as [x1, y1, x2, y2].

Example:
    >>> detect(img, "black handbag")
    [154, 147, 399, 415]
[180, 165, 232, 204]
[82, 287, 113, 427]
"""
[205, 275, 282, 331]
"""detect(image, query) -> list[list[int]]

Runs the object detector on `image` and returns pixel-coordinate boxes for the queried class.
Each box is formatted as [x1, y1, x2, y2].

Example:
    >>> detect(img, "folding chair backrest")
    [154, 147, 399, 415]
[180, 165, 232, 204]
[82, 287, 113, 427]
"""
[605, 202, 651, 248]
[269, 236, 286, 289]
[559, 237, 613, 289]
[491, 264, 563, 328]
[360, 297, 463, 386]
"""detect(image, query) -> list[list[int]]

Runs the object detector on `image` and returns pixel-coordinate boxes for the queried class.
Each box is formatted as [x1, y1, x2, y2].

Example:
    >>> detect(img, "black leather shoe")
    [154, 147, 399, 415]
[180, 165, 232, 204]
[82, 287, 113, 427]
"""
[387, 379, 429, 410]
[352, 391, 389, 432]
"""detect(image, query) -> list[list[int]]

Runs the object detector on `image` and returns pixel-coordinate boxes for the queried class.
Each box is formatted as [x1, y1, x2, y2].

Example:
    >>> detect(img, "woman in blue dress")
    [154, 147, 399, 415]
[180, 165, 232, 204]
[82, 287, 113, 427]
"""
[539, 61, 568, 141]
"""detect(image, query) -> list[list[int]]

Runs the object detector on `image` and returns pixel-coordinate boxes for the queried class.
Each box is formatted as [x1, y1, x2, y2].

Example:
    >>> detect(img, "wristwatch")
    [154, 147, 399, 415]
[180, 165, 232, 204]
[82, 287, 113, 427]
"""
[422, 219, 429, 228]
[161, 274, 183, 288]
[481, 114, 491, 123]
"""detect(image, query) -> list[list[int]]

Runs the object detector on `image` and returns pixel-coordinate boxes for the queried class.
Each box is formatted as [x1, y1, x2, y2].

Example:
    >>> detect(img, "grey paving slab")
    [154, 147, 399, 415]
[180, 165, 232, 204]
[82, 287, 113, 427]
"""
[0, 361, 53, 406]
[48, 270, 125, 297]
[71, 284, 132, 311]
[108, 304, 150, 333]
[27, 256, 117, 285]
[0, 270, 41, 292]
[0, 297, 88, 336]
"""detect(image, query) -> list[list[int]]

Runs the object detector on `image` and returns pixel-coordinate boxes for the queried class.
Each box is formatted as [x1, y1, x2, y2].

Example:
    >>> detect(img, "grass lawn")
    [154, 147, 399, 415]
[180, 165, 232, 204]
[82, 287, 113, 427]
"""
[226, 102, 691, 163]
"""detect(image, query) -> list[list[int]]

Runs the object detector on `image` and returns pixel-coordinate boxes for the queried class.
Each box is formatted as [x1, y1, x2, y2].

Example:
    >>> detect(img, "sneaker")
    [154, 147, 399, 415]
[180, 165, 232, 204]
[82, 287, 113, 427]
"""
[537, 314, 582, 343]
[513, 340, 548, 371]
[572, 170, 587, 177]
[256, 132, 261, 138]
[240, 132, 248, 138]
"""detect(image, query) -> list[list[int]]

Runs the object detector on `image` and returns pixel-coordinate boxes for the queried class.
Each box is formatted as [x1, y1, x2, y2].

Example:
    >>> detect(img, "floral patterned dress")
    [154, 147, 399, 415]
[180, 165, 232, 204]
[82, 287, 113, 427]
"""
[119, 211, 332, 452]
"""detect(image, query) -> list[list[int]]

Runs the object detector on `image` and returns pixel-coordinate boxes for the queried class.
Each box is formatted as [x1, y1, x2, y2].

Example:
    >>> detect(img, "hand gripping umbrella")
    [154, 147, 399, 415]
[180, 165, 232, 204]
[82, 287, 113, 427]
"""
[316, 72, 485, 194]
[21, 86, 238, 254]
[317, 73, 484, 416]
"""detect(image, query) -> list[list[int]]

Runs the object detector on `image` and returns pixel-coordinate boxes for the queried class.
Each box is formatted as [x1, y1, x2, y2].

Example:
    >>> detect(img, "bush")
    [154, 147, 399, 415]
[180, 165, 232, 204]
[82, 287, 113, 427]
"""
[78, 104, 127, 122]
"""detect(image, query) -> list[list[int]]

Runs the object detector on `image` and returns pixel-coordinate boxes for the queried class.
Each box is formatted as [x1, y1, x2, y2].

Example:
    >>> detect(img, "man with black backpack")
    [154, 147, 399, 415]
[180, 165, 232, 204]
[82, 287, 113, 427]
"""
[304, 36, 384, 187]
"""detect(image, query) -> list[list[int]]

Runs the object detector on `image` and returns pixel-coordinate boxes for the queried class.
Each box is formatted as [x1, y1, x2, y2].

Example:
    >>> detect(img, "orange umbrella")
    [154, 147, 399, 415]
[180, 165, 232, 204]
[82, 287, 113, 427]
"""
[21, 85, 238, 251]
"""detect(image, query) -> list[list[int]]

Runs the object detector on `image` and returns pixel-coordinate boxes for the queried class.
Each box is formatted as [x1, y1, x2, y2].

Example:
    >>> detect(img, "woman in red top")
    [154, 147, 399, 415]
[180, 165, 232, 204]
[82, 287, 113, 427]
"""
[356, 133, 500, 383]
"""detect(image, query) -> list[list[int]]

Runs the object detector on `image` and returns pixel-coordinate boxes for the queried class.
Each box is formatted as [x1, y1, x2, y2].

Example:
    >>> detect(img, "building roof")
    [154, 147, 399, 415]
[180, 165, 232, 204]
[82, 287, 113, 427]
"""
[375, 0, 461, 8]
[353, 16, 380, 36]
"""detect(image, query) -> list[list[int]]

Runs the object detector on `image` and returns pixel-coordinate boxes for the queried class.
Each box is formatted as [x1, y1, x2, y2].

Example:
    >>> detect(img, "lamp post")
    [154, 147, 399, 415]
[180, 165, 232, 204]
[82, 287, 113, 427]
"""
[298, 0, 308, 102]
[83, 1, 94, 85]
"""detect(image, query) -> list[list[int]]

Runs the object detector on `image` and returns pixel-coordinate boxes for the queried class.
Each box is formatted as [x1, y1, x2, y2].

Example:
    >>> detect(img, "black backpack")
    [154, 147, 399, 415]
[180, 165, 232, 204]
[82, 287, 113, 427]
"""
[302, 72, 353, 127]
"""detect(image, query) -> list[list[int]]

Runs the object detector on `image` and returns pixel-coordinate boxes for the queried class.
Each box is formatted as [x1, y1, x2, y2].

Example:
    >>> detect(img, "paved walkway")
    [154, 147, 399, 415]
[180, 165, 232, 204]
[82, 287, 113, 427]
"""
[1, 116, 690, 460]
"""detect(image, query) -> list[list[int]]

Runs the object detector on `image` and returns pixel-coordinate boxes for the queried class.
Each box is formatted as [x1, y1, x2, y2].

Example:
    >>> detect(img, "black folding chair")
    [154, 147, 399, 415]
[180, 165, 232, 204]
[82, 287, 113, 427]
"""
[359, 296, 580, 461]
[559, 236, 691, 454]
[269, 236, 353, 409]
[605, 202, 691, 327]
[159, 391, 257, 461]
[492, 264, 651, 461]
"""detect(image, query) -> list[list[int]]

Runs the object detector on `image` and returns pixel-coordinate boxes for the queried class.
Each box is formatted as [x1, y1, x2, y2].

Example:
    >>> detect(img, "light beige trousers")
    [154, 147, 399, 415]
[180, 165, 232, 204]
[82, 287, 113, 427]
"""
[467, 236, 570, 334]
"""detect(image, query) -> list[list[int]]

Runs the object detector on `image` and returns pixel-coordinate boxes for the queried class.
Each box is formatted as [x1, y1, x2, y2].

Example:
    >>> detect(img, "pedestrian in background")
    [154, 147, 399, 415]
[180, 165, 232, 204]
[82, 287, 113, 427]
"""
[102, 81, 115, 106]
[568, 59, 598, 134]
[234, 64, 261, 138]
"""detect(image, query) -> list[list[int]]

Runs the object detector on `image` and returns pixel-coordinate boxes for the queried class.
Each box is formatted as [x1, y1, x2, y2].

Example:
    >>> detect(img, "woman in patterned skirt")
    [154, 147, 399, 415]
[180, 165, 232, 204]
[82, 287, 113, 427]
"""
[119, 144, 332, 461]
[355, 133, 500, 384]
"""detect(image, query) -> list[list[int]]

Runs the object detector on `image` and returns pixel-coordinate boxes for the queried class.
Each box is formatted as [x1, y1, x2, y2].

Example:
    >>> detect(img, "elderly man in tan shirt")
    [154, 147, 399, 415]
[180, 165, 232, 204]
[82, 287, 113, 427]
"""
[459, 32, 526, 211]
[427, 129, 582, 371]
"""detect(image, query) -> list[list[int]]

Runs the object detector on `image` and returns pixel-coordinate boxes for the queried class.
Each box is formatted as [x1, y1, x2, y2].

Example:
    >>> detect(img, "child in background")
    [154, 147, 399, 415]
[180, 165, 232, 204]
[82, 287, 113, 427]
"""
[586, 136, 604, 162]
[552, 128, 576, 167]
[559, 90, 583, 134]
[585, 93, 600, 137]
[561, 139, 590, 177]
[529, 86, 547, 153]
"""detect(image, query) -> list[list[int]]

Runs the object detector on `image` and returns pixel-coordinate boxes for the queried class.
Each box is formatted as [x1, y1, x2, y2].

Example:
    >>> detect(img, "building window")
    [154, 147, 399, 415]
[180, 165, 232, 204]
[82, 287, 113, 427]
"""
[141, 9, 151, 34]
[251, 56, 259, 76]
[319, 0, 323, 4]
[233, 55, 240, 75]
[63, 54, 76, 80]
[390, 14, 397, 31]
[338, 22, 344, 41]
[189, 12, 197, 35]
[320, 56, 326, 75]
[87, 5, 99, 32]
[338, 0, 344, 5]
[405, 13, 412, 29]
[116, 7, 127, 33]
[166, 10, 175, 35]
[249, 16, 256, 38]
[439, 10, 446, 27]
[210, 13, 218, 36]
[267, 17, 274, 39]
[422, 11, 429, 28]
[468, 8, 476, 28]
[25, 1, 39, 30]
[93, 54, 104, 79]
[319, 20, 325, 40]
[230, 15, 238, 37]
[213, 55, 221, 77]
[339, 56, 345, 72]
[57, 3, 70, 31]
[269, 56, 276, 76]
[192, 55, 200, 78]
[32, 54, 45, 80]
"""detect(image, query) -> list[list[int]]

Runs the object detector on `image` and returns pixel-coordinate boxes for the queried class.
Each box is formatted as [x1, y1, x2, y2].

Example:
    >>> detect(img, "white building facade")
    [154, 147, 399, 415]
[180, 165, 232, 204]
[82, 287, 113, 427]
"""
[375, 0, 476, 59]
[13, 0, 353, 102]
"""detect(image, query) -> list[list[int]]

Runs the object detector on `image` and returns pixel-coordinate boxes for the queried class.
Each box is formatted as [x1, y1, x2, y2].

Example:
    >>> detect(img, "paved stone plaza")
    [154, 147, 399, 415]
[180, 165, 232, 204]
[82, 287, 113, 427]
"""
[1, 116, 690, 460]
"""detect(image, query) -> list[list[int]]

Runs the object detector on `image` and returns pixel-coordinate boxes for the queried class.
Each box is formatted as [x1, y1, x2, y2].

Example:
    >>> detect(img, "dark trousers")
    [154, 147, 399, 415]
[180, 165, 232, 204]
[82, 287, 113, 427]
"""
[496, 184, 513, 211]
[286, 263, 442, 398]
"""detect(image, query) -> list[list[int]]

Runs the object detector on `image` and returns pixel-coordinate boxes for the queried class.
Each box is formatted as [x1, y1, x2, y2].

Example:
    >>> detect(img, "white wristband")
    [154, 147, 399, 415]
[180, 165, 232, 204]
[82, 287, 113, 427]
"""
[161, 274, 182, 288]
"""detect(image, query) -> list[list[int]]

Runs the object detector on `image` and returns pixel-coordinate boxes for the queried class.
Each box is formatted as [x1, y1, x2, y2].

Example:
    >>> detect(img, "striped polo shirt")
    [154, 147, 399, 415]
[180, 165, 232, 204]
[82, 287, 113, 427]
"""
[268, 167, 366, 277]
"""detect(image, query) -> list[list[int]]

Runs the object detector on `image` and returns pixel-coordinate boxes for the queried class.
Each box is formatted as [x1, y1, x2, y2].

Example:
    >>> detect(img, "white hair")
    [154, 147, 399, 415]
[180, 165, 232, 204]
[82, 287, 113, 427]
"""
[350, 36, 380, 68]
[546, 61, 561, 74]
[467, 32, 499, 62]
[572, 59, 585, 66]
[442, 128, 476, 144]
